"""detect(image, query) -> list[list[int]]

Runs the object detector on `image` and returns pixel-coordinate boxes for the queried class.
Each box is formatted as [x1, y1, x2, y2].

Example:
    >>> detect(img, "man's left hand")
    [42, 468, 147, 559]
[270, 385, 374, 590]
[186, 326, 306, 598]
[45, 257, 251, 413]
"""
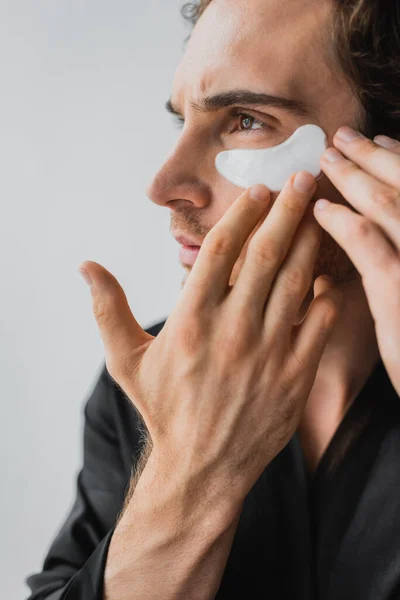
[313, 126, 400, 395]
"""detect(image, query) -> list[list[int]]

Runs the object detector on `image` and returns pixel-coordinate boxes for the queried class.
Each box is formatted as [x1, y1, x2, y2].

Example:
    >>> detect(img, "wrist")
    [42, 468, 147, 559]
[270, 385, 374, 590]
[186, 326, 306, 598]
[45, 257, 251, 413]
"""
[105, 453, 244, 600]
[130, 453, 244, 539]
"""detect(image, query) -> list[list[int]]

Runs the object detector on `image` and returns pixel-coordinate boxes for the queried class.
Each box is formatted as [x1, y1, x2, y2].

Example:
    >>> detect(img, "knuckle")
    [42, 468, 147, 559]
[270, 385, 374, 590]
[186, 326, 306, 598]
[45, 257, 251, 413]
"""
[92, 297, 112, 325]
[281, 196, 305, 216]
[250, 237, 283, 266]
[280, 267, 306, 295]
[177, 319, 204, 355]
[219, 321, 249, 356]
[204, 230, 235, 257]
[349, 217, 372, 240]
[371, 187, 400, 208]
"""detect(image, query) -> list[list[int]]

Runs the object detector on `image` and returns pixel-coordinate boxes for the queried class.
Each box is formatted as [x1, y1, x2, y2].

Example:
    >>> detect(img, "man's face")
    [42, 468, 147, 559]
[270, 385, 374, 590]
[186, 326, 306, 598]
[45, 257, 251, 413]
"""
[146, 0, 364, 290]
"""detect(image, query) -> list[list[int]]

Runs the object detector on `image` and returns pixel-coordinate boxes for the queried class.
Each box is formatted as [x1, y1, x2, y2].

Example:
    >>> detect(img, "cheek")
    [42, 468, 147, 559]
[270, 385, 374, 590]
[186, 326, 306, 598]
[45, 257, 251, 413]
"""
[316, 174, 347, 207]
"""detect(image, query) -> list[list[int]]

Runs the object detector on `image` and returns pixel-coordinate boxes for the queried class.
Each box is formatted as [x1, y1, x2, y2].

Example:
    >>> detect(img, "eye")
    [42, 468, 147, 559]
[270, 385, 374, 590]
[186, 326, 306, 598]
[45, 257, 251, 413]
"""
[236, 113, 267, 133]
[171, 110, 270, 134]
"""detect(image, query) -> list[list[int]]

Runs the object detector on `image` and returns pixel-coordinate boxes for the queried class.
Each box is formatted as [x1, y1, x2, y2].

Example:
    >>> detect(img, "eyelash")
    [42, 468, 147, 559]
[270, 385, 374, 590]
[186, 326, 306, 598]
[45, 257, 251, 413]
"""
[173, 108, 270, 134]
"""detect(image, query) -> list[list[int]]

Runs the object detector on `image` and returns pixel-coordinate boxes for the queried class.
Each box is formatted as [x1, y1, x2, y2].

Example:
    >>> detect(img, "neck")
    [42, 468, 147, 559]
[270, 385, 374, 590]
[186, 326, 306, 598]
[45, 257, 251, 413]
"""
[298, 274, 381, 473]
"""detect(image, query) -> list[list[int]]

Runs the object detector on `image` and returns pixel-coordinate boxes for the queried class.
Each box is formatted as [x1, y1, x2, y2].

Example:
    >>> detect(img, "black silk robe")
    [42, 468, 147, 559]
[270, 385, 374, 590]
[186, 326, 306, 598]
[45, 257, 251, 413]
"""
[25, 319, 400, 599]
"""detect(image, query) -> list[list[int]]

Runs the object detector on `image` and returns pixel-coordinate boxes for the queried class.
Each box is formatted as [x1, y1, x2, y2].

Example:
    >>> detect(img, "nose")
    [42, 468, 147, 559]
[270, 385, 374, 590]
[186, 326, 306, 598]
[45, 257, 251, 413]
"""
[146, 134, 212, 210]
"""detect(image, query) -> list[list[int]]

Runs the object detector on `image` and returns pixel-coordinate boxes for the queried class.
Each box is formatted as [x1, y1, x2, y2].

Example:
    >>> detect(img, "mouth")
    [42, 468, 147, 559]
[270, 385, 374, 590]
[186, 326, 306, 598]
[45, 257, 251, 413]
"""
[179, 245, 201, 267]
[172, 233, 202, 267]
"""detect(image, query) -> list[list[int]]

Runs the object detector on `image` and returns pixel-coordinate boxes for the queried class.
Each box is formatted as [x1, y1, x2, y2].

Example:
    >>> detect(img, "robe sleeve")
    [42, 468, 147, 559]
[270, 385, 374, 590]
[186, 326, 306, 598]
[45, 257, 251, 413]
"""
[24, 361, 134, 600]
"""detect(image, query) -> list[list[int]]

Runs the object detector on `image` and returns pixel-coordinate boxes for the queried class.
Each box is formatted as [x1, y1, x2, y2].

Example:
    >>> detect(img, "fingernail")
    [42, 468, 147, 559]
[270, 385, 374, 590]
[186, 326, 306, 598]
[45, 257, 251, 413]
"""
[374, 135, 399, 149]
[79, 269, 93, 287]
[314, 199, 330, 211]
[323, 148, 344, 163]
[293, 172, 316, 193]
[335, 126, 364, 143]
[249, 184, 270, 202]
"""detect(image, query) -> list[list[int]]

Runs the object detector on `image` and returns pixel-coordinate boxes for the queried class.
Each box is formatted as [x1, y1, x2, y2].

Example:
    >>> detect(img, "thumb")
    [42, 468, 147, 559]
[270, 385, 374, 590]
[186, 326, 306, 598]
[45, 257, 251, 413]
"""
[78, 260, 152, 375]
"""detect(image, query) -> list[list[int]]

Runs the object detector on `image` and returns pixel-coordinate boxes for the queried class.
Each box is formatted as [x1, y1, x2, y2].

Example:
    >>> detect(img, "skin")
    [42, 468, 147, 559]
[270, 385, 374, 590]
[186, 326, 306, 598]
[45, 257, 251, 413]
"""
[77, 1, 400, 596]
[145, 0, 381, 470]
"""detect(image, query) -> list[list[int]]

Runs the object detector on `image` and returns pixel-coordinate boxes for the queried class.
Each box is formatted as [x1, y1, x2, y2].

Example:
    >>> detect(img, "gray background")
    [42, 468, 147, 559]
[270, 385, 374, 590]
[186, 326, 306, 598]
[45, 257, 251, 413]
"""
[0, 1, 188, 596]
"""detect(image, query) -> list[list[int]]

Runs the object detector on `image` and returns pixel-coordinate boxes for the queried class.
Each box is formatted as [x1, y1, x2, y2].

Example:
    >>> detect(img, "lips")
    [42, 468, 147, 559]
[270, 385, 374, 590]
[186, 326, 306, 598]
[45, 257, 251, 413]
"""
[172, 233, 202, 266]
[178, 245, 201, 266]
[174, 234, 202, 248]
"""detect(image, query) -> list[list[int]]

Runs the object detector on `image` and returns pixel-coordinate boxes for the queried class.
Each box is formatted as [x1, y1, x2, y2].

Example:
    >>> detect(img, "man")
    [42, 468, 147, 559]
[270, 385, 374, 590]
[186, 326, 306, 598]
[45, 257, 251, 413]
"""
[26, 0, 400, 598]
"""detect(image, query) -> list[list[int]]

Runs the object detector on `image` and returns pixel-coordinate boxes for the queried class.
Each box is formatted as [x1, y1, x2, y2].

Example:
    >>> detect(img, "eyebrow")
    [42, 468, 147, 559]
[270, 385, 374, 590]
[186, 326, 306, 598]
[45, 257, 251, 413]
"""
[165, 89, 314, 119]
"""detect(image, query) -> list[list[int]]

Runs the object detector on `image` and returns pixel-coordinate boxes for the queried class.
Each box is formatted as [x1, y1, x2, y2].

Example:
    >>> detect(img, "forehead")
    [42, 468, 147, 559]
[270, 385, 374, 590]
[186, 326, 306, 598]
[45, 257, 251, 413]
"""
[172, 0, 358, 125]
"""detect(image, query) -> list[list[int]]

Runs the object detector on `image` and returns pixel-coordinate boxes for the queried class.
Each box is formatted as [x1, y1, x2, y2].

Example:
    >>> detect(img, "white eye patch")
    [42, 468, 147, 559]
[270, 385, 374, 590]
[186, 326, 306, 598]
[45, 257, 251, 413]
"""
[215, 124, 328, 192]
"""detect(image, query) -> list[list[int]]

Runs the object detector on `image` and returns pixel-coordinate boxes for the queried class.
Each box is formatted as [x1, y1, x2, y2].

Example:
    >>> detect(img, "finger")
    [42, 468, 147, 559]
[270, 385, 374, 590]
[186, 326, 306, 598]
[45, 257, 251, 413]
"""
[320, 146, 400, 247]
[78, 260, 152, 378]
[229, 171, 317, 315]
[182, 184, 271, 307]
[291, 275, 342, 371]
[374, 135, 400, 155]
[313, 201, 398, 285]
[263, 206, 322, 336]
[332, 127, 400, 190]
[313, 273, 335, 297]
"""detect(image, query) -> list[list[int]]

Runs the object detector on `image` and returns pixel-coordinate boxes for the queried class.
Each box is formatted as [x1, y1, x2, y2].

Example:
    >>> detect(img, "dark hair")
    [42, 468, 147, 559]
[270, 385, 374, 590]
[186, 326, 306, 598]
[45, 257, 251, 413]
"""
[181, 0, 400, 141]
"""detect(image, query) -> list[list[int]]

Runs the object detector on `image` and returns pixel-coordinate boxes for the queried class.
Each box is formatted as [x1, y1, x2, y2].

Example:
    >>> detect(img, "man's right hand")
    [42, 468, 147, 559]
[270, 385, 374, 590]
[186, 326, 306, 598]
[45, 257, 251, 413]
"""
[79, 170, 342, 515]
